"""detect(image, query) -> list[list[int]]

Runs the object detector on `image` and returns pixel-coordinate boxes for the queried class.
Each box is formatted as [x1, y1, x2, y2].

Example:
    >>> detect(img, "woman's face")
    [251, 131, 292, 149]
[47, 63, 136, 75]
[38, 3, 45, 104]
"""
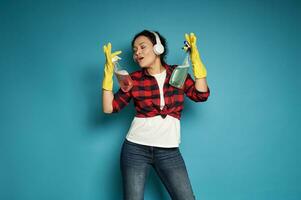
[133, 36, 159, 68]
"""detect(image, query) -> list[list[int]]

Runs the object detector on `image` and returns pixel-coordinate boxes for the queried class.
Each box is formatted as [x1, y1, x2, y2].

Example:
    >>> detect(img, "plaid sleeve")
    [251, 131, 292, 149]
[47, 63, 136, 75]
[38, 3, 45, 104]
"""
[112, 88, 132, 113]
[184, 73, 210, 102]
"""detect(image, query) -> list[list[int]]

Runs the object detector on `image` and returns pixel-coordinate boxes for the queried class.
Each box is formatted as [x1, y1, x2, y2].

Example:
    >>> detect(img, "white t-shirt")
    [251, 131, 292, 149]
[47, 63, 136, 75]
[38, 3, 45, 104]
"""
[126, 70, 181, 147]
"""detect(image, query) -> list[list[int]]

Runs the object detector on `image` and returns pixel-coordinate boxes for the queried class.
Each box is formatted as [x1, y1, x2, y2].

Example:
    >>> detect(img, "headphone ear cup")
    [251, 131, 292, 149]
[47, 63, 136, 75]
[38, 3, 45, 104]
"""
[151, 31, 165, 55]
[153, 43, 164, 55]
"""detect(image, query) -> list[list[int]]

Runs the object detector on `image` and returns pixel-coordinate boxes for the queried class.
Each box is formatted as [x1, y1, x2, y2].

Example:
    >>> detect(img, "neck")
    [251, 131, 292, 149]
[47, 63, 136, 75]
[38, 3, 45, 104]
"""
[146, 59, 164, 75]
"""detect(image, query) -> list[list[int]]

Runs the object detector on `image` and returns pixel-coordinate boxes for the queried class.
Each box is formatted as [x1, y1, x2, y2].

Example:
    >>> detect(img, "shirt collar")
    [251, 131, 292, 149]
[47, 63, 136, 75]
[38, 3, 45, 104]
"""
[141, 63, 172, 78]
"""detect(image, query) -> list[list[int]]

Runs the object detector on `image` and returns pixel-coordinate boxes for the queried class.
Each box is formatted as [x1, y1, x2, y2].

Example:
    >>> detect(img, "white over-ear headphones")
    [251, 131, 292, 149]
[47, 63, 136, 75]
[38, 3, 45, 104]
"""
[151, 31, 165, 55]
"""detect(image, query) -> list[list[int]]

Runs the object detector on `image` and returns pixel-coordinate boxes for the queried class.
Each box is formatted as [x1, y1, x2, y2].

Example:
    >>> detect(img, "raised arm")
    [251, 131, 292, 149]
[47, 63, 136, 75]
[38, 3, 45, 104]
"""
[102, 90, 114, 113]
[102, 43, 122, 113]
[184, 33, 208, 92]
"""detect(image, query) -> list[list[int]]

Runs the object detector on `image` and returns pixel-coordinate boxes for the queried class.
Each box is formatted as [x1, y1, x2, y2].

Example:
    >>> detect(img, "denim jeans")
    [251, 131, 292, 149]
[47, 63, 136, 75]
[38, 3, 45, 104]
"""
[120, 139, 196, 200]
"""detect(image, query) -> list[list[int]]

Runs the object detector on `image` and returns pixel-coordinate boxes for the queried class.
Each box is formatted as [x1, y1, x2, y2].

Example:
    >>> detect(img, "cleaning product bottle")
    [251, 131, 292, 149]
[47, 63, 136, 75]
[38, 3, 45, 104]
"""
[113, 56, 133, 92]
[169, 41, 191, 89]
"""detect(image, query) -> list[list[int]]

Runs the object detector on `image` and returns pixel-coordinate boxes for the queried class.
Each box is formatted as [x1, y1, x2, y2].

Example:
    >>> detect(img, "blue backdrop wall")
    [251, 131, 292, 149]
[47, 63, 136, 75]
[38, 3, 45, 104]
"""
[0, 0, 300, 199]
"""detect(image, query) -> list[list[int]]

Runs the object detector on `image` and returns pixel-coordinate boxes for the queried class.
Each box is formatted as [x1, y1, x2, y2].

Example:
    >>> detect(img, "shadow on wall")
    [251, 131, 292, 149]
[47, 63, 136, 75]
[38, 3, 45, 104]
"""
[82, 59, 132, 199]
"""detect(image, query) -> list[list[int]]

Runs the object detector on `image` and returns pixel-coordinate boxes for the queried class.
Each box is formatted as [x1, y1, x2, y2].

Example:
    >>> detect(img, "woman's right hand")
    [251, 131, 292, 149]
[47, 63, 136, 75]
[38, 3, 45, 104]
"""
[102, 43, 122, 91]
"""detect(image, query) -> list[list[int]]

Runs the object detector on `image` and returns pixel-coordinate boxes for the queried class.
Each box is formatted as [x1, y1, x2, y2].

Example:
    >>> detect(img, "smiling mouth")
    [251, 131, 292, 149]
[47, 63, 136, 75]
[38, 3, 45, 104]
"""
[138, 57, 144, 62]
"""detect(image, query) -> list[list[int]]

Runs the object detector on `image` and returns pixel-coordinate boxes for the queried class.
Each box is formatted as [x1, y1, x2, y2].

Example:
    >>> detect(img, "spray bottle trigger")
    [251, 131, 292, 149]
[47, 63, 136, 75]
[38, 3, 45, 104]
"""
[112, 56, 122, 63]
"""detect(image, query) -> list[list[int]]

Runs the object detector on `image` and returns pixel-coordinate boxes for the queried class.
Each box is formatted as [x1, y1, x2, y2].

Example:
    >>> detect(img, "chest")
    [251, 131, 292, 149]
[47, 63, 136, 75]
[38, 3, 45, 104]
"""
[131, 77, 185, 109]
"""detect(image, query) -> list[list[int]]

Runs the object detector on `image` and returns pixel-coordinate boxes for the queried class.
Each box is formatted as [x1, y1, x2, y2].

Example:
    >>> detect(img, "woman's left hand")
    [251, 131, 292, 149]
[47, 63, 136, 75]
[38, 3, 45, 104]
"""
[184, 33, 207, 79]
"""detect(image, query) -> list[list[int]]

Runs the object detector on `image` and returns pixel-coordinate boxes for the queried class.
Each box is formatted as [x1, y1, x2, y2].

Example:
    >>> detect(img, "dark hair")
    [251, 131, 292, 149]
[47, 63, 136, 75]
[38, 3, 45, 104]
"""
[131, 30, 168, 65]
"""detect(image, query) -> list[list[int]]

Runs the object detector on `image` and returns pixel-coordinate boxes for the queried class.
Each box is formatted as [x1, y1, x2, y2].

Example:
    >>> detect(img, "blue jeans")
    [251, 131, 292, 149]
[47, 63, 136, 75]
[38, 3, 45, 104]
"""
[120, 139, 196, 200]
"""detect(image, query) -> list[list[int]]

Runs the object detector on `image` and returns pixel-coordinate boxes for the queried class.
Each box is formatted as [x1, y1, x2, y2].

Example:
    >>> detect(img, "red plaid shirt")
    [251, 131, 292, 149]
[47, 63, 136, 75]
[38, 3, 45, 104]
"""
[112, 64, 210, 120]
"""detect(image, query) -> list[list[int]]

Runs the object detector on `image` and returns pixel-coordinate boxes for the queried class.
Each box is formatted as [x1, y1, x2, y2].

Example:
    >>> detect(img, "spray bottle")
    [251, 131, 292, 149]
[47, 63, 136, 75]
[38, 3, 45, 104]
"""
[113, 56, 133, 92]
[169, 41, 191, 89]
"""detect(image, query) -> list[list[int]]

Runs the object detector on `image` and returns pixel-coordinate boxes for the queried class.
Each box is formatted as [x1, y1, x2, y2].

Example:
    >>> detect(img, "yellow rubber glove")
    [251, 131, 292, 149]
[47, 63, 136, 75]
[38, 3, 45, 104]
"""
[185, 33, 207, 79]
[102, 43, 122, 91]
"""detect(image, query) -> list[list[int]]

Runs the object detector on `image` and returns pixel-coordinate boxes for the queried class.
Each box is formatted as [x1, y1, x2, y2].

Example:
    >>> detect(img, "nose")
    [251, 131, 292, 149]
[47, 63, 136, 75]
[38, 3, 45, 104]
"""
[135, 48, 142, 56]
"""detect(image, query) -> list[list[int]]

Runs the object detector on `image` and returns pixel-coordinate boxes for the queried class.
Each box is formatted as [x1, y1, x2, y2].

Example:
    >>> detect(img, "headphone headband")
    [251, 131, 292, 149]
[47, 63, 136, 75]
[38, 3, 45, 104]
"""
[151, 31, 160, 45]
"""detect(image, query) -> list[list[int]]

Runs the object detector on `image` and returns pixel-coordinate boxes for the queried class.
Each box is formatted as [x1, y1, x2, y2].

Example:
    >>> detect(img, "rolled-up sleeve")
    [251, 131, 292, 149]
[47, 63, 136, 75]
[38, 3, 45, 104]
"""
[184, 73, 210, 102]
[112, 88, 132, 113]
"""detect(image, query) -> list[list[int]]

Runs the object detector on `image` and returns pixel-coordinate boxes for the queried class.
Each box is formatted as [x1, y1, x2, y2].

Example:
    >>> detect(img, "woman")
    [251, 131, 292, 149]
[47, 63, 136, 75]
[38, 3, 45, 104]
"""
[102, 30, 210, 200]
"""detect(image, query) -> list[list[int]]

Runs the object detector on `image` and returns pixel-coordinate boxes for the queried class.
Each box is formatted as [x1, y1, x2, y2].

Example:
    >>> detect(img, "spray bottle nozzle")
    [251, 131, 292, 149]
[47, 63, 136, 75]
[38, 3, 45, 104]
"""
[112, 56, 122, 63]
[182, 41, 191, 52]
[184, 41, 191, 48]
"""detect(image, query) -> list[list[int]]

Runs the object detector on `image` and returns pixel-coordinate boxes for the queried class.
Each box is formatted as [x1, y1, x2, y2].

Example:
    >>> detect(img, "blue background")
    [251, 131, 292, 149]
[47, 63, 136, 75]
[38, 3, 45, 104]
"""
[1, 0, 300, 199]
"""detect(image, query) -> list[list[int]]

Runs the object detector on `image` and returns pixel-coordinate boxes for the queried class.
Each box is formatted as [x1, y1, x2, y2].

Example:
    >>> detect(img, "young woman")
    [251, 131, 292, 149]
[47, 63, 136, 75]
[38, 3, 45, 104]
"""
[102, 30, 210, 200]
